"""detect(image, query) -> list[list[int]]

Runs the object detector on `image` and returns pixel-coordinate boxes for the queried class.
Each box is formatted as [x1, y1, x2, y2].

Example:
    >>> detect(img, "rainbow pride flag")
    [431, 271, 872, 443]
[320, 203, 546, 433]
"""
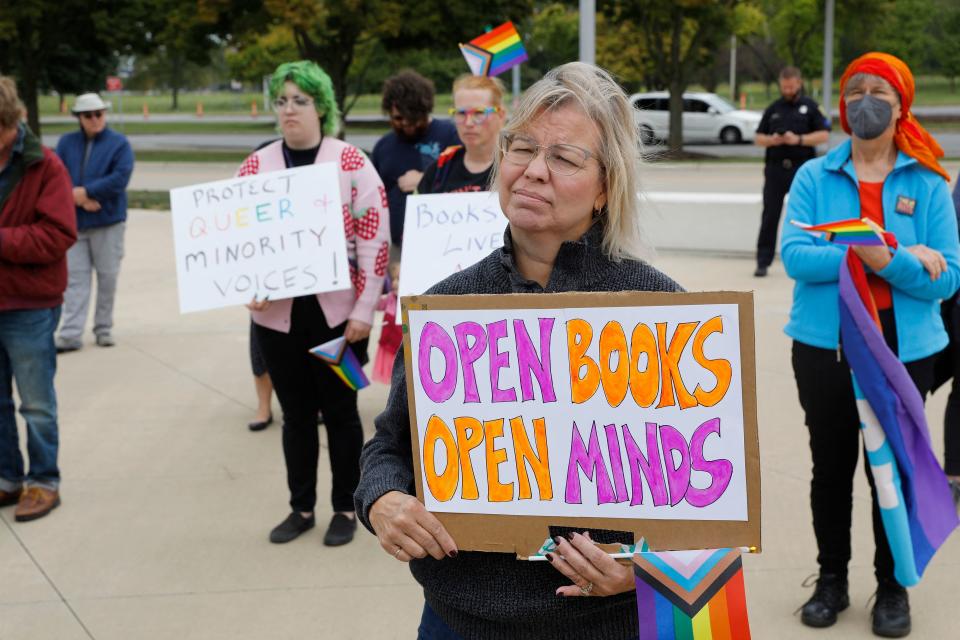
[459, 21, 527, 77]
[790, 217, 887, 246]
[309, 336, 369, 391]
[634, 548, 751, 639]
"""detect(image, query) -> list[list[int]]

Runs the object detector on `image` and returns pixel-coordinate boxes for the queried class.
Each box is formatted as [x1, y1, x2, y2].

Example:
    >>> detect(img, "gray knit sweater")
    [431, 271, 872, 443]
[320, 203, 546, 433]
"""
[355, 224, 683, 639]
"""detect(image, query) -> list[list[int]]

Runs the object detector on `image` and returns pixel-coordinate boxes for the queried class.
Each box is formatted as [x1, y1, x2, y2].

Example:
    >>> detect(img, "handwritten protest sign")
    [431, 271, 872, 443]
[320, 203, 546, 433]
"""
[169, 163, 348, 313]
[402, 291, 760, 555]
[398, 192, 507, 299]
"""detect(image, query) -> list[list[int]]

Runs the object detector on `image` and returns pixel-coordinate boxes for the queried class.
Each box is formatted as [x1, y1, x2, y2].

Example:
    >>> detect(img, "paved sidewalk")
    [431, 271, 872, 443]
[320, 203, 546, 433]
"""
[2, 210, 958, 639]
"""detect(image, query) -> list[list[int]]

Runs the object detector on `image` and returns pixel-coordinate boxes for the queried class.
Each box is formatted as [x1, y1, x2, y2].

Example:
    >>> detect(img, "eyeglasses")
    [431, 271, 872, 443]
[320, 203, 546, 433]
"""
[448, 106, 501, 124]
[272, 96, 314, 111]
[499, 133, 597, 176]
[80, 111, 105, 120]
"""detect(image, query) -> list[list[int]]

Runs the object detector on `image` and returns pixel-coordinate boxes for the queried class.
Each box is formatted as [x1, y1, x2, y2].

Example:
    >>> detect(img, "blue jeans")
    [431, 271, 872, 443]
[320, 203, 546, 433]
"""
[0, 307, 61, 490]
[417, 603, 464, 640]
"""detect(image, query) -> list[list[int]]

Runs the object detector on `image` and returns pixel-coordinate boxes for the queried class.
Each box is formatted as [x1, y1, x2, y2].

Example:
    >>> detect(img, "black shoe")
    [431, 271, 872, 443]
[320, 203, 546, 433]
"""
[872, 580, 911, 637]
[323, 512, 357, 546]
[754, 266, 768, 277]
[248, 414, 273, 432]
[269, 512, 314, 543]
[799, 573, 849, 628]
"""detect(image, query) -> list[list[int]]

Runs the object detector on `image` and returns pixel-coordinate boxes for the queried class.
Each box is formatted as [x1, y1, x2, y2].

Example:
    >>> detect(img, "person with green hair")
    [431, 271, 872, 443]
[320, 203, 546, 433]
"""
[240, 60, 391, 547]
[267, 60, 341, 138]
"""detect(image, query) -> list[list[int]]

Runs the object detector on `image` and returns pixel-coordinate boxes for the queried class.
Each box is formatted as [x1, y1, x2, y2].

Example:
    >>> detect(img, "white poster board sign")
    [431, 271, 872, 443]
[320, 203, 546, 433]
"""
[406, 297, 753, 521]
[170, 163, 349, 313]
[398, 191, 508, 299]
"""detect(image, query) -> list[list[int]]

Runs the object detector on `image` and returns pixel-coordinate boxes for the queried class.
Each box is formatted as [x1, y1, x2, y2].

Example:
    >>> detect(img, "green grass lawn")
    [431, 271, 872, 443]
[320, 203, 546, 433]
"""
[43, 120, 279, 135]
[39, 76, 960, 120]
[40, 91, 457, 117]
[127, 190, 171, 210]
[133, 150, 250, 163]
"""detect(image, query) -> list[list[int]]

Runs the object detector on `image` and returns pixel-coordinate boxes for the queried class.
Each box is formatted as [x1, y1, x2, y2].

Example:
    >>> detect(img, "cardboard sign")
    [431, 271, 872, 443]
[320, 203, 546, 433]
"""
[169, 163, 349, 313]
[401, 291, 760, 556]
[398, 192, 507, 299]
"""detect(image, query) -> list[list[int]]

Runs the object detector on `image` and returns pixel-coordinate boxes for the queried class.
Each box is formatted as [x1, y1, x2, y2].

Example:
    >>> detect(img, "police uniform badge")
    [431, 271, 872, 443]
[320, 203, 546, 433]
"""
[895, 195, 916, 216]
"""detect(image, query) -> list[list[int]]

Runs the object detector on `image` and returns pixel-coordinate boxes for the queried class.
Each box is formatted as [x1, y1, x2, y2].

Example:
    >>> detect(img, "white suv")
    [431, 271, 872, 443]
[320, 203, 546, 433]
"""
[630, 91, 763, 145]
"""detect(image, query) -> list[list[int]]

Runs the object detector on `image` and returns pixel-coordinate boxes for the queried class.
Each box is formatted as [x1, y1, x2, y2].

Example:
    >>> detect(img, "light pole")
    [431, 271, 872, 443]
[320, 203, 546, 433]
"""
[579, 0, 595, 64]
[822, 0, 835, 126]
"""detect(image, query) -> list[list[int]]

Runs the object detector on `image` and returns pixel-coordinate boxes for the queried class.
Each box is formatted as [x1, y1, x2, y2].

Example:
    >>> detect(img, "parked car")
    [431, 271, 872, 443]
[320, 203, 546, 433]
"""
[630, 91, 763, 145]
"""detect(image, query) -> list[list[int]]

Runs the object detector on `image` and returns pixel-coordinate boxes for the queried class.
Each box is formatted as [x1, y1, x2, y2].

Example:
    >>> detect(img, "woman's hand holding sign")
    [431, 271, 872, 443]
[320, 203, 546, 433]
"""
[548, 532, 635, 598]
[370, 490, 459, 562]
[246, 295, 272, 312]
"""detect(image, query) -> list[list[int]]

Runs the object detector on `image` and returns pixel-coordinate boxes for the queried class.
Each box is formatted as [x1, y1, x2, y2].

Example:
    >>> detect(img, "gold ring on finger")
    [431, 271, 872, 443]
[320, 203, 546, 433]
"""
[394, 546, 403, 558]
[579, 581, 594, 596]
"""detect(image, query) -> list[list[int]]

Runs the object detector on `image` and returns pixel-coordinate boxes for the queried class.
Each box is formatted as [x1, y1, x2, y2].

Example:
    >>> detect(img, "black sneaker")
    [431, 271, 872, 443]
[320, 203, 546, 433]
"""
[799, 573, 849, 628]
[872, 580, 911, 638]
[269, 512, 314, 544]
[949, 479, 960, 510]
[754, 266, 768, 277]
[323, 512, 357, 546]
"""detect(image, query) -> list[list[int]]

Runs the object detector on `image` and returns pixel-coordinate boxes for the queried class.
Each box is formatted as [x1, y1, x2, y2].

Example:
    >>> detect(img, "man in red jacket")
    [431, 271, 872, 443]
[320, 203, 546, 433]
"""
[0, 77, 76, 522]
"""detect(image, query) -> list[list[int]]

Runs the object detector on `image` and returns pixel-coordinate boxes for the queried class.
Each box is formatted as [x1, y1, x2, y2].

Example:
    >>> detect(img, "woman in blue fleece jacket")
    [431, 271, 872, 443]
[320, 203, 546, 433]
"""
[781, 53, 960, 638]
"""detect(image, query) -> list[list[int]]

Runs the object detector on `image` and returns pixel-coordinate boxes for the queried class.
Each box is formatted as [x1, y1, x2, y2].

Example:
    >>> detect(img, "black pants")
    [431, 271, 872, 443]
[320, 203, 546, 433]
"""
[757, 162, 799, 268]
[254, 296, 367, 513]
[944, 303, 960, 475]
[791, 316, 935, 581]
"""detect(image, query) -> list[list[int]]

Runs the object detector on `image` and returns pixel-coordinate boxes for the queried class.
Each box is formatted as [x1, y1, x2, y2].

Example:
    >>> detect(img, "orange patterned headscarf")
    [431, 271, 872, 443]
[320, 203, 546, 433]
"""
[839, 52, 949, 181]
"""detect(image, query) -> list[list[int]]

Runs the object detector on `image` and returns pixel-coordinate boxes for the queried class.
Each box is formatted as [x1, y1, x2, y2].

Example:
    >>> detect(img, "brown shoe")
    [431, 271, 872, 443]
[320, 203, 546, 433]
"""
[0, 486, 23, 507]
[14, 486, 60, 522]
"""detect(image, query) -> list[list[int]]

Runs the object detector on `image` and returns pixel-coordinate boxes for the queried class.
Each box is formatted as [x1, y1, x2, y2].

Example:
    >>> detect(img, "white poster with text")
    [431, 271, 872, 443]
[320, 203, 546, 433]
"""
[399, 191, 507, 299]
[170, 163, 348, 313]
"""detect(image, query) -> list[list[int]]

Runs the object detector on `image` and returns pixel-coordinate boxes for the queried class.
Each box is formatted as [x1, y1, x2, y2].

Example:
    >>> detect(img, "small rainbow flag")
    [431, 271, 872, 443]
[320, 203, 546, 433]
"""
[459, 21, 528, 77]
[790, 217, 886, 246]
[309, 336, 370, 391]
[634, 548, 751, 639]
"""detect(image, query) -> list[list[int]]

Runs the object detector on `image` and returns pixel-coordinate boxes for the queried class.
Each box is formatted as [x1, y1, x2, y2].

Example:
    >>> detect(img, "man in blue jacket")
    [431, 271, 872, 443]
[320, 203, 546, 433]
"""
[54, 93, 134, 352]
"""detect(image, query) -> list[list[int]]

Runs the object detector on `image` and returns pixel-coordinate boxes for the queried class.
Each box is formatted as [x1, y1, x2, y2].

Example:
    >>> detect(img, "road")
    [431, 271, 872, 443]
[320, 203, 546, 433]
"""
[40, 129, 960, 159]
[128, 160, 960, 257]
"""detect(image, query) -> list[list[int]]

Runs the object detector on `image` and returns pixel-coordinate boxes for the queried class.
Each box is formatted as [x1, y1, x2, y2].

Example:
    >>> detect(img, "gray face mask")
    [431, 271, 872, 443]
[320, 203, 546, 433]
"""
[846, 94, 893, 140]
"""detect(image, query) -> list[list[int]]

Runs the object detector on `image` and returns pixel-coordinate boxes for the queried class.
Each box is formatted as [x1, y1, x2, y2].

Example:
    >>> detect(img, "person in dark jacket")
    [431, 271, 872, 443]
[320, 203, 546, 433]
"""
[355, 63, 683, 640]
[0, 76, 77, 522]
[753, 67, 831, 277]
[54, 93, 134, 352]
[372, 70, 459, 254]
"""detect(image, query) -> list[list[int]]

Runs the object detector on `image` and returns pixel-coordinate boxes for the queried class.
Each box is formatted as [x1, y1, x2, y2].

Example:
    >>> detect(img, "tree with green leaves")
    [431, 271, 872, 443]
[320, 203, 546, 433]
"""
[224, 0, 532, 125]
[604, 0, 745, 151]
[0, 1, 136, 134]
[147, 0, 225, 110]
[931, 0, 960, 91]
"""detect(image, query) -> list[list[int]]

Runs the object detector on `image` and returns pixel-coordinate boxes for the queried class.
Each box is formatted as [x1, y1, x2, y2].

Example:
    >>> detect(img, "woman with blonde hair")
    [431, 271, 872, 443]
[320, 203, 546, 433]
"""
[356, 62, 681, 639]
[418, 74, 507, 195]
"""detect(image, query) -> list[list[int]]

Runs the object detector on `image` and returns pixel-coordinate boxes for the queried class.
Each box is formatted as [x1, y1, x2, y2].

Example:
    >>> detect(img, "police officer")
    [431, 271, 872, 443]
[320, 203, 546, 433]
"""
[754, 67, 830, 277]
